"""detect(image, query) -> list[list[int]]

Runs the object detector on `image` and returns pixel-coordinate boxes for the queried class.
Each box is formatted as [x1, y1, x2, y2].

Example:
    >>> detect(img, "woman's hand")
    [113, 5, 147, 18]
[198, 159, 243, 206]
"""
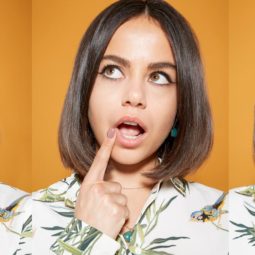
[75, 128, 129, 240]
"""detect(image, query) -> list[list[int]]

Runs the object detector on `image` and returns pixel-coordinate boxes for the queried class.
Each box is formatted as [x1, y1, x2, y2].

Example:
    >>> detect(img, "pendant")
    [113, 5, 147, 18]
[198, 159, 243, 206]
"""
[123, 230, 133, 242]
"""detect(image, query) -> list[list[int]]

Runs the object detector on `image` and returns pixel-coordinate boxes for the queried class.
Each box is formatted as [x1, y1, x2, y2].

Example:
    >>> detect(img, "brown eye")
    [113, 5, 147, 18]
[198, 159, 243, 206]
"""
[100, 64, 123, 80]
[149, 71, 172, 85]
[105, 66, 115, 75]
[152, 73, 160, 80]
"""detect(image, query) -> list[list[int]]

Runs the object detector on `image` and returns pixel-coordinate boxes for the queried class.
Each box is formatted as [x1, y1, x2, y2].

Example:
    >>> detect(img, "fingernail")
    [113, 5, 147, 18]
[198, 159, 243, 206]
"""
[107, 128, 115, 138]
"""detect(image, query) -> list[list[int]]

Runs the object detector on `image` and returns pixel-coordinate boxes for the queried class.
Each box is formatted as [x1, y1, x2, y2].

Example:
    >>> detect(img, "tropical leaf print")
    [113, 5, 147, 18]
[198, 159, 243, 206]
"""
[170, 177, 189, 197]
[34, 175, 78, 210]
[230, 201, 255, 246]
[11, 215, 32, 255]
[116, 195, 189, 255]
[235, 185, 255, 203]
[2, 216, 32, 238]
[20, 214, 32, 238]
[32, 175, 228, 254]
[35, 188, 67, 203]
[50, 218, 103, 255]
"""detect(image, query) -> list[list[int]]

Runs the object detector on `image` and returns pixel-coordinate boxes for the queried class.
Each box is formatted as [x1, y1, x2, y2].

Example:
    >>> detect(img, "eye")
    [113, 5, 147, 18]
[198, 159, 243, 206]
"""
[149, 71, 173, 85]
[98, 64, 123, 80]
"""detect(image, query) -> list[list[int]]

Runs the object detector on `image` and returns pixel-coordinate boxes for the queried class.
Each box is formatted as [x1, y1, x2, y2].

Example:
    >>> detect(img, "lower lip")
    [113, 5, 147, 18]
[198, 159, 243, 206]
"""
[116, 128, 146, 148]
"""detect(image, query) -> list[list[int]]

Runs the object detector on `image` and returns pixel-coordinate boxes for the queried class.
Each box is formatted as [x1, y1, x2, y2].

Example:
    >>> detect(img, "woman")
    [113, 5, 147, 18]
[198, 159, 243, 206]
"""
[32, 1, 228, 254]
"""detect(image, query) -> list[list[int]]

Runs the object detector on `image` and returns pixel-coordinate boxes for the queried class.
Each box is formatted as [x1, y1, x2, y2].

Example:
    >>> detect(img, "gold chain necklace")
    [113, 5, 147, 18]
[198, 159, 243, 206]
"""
[122, 186, 148, 190]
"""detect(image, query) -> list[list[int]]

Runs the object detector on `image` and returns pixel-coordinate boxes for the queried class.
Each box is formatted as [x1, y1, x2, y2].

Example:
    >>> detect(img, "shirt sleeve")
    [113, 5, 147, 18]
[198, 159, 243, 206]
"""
[50, 217, 121, 255]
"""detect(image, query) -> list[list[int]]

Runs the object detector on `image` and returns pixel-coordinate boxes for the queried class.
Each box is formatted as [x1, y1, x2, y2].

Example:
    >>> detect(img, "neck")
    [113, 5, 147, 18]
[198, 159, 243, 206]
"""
[104, 153, 159, 189]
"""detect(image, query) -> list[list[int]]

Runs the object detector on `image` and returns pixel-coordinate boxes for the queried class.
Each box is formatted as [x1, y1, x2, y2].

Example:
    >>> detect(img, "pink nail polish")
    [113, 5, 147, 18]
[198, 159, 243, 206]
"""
[107, 128, 115, 138]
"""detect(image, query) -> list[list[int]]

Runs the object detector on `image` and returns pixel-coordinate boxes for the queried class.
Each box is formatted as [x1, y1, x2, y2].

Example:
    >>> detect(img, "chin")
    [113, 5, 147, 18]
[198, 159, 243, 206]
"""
[110, 147, 153, 166]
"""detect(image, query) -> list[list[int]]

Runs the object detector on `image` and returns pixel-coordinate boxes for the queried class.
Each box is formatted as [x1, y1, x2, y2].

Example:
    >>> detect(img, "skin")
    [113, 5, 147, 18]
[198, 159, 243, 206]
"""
[88, 15, 177, 188]
[75, 15, 178, 239]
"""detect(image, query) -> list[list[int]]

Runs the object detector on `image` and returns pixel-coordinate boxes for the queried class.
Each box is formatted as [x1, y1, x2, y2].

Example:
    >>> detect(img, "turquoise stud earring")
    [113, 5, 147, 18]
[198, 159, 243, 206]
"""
[170, 127, 178, 138]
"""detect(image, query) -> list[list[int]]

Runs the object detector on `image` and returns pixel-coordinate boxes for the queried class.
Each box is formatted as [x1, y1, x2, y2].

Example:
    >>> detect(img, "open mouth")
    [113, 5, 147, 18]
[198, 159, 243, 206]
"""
[117, 122, 145, 140]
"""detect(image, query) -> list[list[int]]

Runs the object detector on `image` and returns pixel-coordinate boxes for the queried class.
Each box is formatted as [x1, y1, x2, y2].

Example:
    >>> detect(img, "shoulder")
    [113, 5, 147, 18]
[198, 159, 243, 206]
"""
[0, 183, 28, 206]
[160, 179, 228, 221]
[185, 181, 228, 213]
[32, 173, 79, 200]
[32, 173, 79, 216]
[162, 178, 227, 204]
[188, 181, 226, 197]
[188, 181, 228, 204]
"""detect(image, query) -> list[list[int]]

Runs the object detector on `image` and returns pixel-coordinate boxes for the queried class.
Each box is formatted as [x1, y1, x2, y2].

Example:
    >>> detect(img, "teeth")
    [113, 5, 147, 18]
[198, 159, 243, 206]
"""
[122, 133, 141, 140]
[123, 121, 138, 126]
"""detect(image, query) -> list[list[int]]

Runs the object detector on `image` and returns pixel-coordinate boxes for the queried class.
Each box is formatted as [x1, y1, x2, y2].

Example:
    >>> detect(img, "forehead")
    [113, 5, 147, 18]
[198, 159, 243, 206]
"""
[103, 15, 175, 64]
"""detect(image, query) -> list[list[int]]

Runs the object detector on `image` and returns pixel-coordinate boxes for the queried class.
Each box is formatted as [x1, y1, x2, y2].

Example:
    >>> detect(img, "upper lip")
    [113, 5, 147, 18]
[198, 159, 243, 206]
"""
[114, 115, 147, 132]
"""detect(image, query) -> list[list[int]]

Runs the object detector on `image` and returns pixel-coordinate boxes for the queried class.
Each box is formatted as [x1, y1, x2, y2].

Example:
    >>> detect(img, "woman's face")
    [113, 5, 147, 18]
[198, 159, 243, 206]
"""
[88, 15, 177, 166]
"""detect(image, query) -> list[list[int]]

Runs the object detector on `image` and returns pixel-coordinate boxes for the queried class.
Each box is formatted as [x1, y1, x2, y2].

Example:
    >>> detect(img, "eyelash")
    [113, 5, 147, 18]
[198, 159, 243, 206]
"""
[98, 64, 174, 84]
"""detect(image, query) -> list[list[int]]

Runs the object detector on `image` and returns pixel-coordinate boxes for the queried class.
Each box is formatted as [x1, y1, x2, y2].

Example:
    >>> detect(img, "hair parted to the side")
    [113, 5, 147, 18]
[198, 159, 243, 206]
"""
[58, 0, 213, 182]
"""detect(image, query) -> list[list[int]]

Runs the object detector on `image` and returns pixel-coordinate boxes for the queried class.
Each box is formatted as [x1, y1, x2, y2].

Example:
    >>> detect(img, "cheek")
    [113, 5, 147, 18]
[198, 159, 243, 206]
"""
[88, 85, 116, 139]
[156, 109, 176, 134]
[89, 81, 117, 112]
[88, 88, 104, 136]
[151, 92, 177, 133]
[88, 84, 107, 120]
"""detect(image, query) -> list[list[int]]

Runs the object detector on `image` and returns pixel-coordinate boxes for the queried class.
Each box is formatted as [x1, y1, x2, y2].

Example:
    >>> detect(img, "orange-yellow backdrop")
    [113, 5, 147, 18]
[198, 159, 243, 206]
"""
[1, 0, 254, 192]
[0, 0, 31, 190]
[229, 0, 255, 188]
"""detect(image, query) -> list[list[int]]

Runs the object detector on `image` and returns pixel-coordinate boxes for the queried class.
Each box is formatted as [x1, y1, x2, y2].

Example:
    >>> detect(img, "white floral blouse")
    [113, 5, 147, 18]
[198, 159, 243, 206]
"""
[229, 185, 255, 255]
[31, 173, 228, 255]
[0, 183, 32, 255]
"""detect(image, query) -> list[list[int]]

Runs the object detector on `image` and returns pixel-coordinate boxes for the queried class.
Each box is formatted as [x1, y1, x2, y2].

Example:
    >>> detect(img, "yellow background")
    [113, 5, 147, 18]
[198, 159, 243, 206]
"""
[0, 0, 254, 192]
[229, 0, 255, 187]
[0, 0, 31, 190]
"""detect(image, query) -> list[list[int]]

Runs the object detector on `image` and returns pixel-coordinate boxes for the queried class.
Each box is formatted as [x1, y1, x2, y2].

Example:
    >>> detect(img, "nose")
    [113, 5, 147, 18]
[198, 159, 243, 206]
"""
[121, 81, 146, 109]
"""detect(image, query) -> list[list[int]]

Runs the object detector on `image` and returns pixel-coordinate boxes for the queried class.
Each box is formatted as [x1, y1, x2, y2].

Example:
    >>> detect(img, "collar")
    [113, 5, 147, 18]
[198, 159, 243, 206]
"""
[169, 177, 189, 197]
[148, 176, 189, 198]
[65, 173, 188, 205]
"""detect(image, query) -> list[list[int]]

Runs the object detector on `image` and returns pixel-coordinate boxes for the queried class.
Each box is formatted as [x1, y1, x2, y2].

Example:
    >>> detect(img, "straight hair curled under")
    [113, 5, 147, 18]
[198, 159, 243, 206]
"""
[58, 0, 213, 182]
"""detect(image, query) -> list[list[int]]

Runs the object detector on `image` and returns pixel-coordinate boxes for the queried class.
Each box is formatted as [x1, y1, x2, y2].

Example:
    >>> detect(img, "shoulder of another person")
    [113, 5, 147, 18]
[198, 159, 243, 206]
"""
[229, 184, 255, 206]
[0, 183, 28, 206]
[229, 184, 255, 194]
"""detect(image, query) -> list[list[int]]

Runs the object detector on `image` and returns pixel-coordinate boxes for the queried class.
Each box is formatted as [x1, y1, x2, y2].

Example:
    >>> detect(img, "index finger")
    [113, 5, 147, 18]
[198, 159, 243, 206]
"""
[83, 127, 117, 185]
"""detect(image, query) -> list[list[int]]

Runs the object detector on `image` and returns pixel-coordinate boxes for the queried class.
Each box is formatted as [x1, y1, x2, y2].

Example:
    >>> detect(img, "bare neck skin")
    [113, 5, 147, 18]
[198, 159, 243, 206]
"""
[104, 152, 159, 190]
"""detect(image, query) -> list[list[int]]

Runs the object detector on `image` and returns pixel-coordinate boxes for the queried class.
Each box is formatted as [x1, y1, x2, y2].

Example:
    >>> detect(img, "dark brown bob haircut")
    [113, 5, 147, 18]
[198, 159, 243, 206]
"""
[58, 0, 213, 182]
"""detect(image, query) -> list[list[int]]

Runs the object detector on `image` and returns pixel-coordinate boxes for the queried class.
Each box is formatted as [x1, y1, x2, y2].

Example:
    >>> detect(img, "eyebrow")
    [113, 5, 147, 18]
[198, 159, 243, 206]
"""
[101, 54, 176, 70]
